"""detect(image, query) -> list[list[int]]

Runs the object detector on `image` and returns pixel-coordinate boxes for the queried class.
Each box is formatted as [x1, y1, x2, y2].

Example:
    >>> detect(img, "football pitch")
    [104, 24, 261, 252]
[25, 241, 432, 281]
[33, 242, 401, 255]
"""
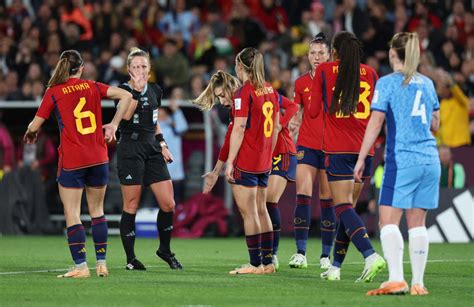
[0, 236, 473, 306]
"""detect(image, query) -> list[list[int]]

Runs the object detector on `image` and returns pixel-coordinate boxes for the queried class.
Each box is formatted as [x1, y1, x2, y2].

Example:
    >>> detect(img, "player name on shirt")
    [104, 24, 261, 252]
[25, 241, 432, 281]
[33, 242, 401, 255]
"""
[332, 65, 368, 75]
[254, 86, 274, 96]
[61, 82, 91, 95]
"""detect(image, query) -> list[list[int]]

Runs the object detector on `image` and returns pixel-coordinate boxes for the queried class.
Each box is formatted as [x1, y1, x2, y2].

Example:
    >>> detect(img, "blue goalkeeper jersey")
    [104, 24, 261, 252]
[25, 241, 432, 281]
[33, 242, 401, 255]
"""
[371, 72, 440, 170]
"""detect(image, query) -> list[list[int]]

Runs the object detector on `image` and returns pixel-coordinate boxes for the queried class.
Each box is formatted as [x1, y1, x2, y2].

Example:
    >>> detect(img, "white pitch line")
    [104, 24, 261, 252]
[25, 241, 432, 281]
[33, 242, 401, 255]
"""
[0, 259, 473, 276]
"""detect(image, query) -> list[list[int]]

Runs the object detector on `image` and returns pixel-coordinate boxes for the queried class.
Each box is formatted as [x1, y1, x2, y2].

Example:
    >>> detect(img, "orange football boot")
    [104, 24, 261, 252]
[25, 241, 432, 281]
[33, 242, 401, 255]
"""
[411, 284, 429, 295]
[367, 281, 409, 296]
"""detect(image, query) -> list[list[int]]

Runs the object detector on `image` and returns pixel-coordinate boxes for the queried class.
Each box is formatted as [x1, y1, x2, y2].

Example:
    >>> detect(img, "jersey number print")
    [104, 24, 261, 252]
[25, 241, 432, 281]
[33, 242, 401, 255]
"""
[74, 97, 97, 135]
[262, 101, 274, 137]
[335, 81, 371, 119]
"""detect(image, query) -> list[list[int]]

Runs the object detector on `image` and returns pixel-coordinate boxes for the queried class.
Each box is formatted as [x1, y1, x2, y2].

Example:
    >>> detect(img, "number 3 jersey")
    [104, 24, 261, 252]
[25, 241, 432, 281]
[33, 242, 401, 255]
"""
[310, 61, 378, 155]
[233, 81, 280, 173]
[371, 72, 440, 170]
[36, 78, 110, 170]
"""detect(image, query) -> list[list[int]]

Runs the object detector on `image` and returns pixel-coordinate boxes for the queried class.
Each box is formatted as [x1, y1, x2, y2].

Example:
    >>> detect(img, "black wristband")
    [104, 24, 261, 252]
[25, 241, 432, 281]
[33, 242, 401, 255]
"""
[131, 90, 141, 100]
[155, 133, 165, 143]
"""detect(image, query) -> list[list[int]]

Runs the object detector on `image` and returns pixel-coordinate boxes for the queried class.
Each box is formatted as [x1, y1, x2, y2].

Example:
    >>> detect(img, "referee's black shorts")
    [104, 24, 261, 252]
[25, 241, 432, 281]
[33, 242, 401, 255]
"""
[117, 133, 171, 186]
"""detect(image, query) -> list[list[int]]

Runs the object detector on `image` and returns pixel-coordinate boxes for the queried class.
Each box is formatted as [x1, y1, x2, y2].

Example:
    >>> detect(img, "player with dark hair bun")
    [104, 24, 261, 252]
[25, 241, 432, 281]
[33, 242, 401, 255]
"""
[289, 33, 333, 270]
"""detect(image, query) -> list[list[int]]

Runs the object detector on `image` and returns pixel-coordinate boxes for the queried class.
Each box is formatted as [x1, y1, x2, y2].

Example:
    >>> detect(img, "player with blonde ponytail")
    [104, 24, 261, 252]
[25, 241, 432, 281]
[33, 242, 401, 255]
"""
[355, 32, 440, 295]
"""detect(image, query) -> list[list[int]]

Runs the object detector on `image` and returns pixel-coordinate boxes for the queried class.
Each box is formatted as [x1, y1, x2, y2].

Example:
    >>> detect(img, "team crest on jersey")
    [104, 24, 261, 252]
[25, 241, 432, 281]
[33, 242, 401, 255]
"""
[304, 87, 310, 92]
[234, 98, 241, 110]
[297, 150, 304, 160]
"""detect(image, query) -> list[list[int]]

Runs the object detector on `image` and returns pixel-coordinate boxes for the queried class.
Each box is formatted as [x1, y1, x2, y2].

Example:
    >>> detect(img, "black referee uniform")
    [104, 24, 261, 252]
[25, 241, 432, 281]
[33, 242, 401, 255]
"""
[115, 82, 171, 186]
[116, 82, 182, 270]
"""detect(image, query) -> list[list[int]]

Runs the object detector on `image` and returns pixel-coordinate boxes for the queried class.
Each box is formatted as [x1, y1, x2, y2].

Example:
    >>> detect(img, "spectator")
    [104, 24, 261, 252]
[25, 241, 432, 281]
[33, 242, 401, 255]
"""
[188, 25, 218, 74]
[158, 87, 189, 204]
[16, 129, 57, 181]
[407, 1, 442, 33]
[0, 112, 15, 180]
[335, 0, 371, 39]
[154, 38, 190, 93]
[158, 0, 200, 46]
[305, 2, 333, 40]
[439, 145, 466, 188]
[255, 0, 289, 35]
[436, 69, 471, 147]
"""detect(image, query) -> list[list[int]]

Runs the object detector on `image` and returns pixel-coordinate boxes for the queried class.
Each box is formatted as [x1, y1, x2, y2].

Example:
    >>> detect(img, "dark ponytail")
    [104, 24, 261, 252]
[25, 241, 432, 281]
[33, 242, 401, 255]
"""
[330, 31, 362, 116]
[47, 50, 83, 88]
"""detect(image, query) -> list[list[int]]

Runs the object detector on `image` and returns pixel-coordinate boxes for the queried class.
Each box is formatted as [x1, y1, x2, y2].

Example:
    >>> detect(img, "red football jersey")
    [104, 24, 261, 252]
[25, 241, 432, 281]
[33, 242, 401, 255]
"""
[36, 78, 110, 170]
[310, 61, 378, 155]
[218, 112, 233, 162]
[233, 81, 280, 173]
[273, 94, 297, 156]
[294, 71, 324, 150]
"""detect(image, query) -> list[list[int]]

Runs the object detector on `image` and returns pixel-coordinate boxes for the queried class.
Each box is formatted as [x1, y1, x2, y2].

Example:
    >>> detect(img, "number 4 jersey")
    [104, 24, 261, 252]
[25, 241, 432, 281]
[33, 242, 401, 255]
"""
[233, 81, 280, 173]
[371, 72, 440, 170]
[36, 77, 110, 170]
[311, 61, 378, 155]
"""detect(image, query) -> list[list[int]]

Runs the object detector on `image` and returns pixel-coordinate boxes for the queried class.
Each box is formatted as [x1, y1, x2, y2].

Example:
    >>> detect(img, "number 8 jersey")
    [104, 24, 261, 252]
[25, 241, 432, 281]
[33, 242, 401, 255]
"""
[36, 77, 110, 170]
[311, 61, 378, 155]
[233, 81, 280, 173]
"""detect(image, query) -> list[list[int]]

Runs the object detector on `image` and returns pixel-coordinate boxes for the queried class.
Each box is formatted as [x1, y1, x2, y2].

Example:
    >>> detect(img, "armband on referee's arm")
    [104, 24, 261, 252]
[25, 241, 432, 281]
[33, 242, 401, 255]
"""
[155, 133, 168, 148]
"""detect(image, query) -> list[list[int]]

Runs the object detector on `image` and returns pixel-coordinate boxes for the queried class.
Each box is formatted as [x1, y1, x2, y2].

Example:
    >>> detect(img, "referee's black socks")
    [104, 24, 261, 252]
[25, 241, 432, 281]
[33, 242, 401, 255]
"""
[120, 211, 137, 262]
[157, 210, 174, 253]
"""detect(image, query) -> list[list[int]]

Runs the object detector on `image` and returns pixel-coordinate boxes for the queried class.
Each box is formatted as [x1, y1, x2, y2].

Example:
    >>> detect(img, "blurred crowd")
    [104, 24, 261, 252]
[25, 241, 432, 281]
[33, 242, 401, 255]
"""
[0, 0, 473, 161]
[0, 0, 473, 234]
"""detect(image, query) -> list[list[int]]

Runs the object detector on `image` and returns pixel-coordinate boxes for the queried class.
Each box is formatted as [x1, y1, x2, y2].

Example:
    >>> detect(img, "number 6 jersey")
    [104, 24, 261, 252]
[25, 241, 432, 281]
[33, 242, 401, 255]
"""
[233, 81, 280, 173]
[310, 61, 378, 155]
[36, 77, 110, 170]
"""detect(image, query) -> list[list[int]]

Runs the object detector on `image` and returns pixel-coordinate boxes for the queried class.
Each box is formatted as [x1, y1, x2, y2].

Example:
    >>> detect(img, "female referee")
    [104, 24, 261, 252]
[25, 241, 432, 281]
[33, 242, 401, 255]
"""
[355, 32, 440, 296]
[309, 31, 385, 282]
[289, 32, 333, 270]
[117, 47, 182, 271]
[24, 50, 133, 278]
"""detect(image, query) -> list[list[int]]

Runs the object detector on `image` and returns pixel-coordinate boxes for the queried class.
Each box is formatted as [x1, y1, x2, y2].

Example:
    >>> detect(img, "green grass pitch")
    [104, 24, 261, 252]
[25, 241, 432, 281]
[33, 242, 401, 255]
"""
[0, 236, 473, 306]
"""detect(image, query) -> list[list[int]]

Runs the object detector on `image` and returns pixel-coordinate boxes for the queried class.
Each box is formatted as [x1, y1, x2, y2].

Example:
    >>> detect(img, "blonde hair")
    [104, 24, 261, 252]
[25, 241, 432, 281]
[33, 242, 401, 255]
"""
[127, 47, 151, 67]
[192, 70, 241, 111]
[48, 50, 83, 87]
[390, 32, 420, 85]
[236, 47, 265, 89]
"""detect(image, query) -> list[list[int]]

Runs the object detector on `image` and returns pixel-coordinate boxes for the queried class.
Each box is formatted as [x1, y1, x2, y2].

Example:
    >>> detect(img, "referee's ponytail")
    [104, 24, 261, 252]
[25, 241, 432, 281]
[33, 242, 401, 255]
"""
[47, 50, 83, 88]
